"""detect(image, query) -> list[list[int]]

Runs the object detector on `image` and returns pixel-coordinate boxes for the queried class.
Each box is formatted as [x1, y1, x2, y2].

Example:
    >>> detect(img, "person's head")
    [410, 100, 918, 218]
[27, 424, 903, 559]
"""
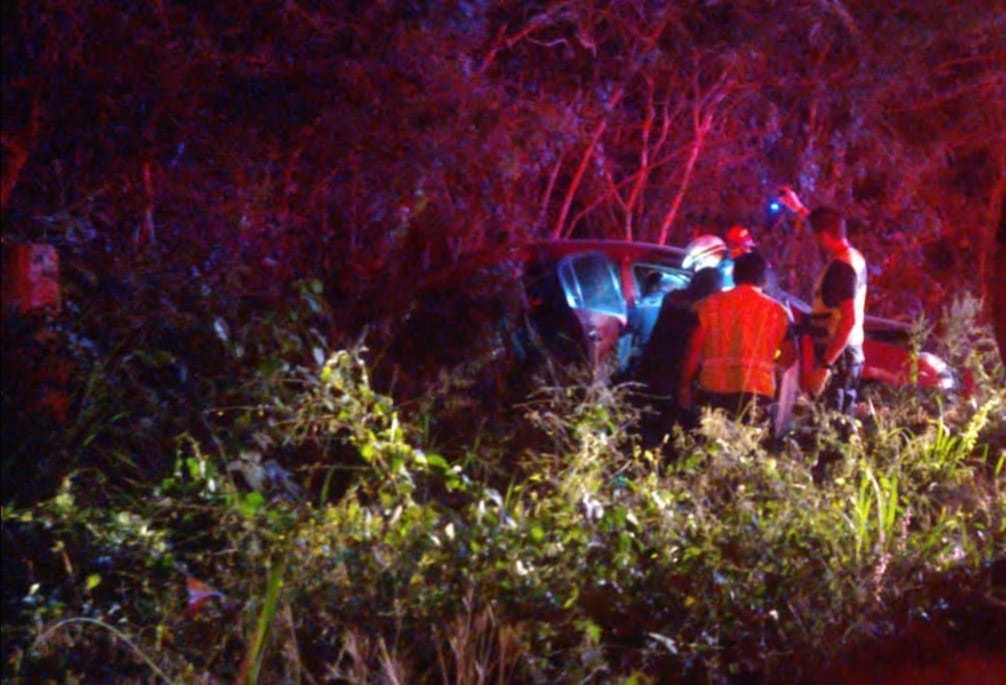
[725, 225, 756, 258]
[809, 206, 847, 250]
[682, 234, 727, 271]
[643, 270, 664, 295]
[686, 266, 723, 302]
[732, 251, 768, 288]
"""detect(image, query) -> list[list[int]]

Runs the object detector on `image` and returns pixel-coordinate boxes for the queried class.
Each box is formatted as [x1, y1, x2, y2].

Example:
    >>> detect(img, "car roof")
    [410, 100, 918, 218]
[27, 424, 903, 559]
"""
[516, 239, 688, 268]
[415, 239, 687, 292]
[414, 237, 916, 335]
[522, 240, 913, 333]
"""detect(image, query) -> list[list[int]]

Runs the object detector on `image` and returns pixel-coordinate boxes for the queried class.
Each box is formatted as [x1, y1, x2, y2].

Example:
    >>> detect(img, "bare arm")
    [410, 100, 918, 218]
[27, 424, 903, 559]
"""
[822, 299, 856, 366]
[778, 185, 810, 217]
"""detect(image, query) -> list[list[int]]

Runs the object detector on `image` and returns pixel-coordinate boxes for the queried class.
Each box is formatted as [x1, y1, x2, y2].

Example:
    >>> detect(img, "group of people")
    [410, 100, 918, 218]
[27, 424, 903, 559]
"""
[637, 189, 868, 441]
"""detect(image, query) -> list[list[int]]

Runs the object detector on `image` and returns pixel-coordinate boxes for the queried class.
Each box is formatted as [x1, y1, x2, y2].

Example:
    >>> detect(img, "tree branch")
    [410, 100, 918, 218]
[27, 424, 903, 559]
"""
[555, 85, 626, 239]
[1, 93, 41, 217]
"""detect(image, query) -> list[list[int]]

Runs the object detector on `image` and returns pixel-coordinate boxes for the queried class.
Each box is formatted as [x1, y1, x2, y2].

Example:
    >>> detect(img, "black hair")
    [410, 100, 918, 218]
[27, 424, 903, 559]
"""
[733, 251, 767, 287]
[809, 206, 846, 239]
[687, 266, 723, 301]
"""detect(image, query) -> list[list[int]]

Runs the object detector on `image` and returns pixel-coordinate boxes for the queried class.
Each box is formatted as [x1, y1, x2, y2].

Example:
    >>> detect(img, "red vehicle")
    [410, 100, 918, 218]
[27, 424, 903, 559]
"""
[391, 239, 956, 402]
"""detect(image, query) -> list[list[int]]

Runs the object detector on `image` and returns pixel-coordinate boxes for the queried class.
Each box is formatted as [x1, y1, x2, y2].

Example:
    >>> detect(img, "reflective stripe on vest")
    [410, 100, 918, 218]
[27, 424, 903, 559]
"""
[811, 247, 867, 347]
[694, 286, 791, 396]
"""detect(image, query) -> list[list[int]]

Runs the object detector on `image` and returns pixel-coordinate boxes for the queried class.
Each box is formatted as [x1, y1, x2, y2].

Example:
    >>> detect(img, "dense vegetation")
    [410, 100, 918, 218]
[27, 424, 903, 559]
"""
[3, 1, 1004, 314]
[2, 1, 1005, 682]
[2, 289, 1004, 683]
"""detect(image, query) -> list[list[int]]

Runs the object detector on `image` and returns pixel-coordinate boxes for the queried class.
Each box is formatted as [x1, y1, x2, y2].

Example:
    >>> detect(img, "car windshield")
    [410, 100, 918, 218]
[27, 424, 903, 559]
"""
[557, 252, 626, 319]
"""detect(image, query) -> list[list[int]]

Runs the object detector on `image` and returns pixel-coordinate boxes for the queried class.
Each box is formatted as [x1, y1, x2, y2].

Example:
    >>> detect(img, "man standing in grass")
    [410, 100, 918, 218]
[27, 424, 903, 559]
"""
[679, 251, 796, 423]
[777, 187, 869, 423]
[804, 206, 868, 421]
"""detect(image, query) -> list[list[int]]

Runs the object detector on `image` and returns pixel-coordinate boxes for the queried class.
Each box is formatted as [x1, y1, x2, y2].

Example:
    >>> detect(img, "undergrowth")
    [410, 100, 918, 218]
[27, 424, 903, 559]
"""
[2, 292, 1004, 684]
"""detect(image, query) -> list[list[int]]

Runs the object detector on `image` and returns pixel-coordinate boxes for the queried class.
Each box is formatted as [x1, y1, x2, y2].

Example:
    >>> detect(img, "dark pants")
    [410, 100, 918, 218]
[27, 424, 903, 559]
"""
[812, 346, 864, 445]
[822, 348, 864, 417]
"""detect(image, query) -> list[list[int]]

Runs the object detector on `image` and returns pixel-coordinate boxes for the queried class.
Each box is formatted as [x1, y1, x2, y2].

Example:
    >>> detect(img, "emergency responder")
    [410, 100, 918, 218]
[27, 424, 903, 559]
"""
[634, 266, 723, 442]
[804, 206, 867, 419]
[681, 234, 727, 271]
[724, 224, 782, 297]
[725, 225, 756, 259]
[682, 234, 733, 288]
[678, 251, 796, 422]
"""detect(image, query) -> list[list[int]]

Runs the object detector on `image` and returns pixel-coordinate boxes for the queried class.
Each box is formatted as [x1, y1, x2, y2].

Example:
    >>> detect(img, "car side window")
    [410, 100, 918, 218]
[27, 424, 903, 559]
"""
[557, 252, 626, 319]
[634, 265, 690, 304]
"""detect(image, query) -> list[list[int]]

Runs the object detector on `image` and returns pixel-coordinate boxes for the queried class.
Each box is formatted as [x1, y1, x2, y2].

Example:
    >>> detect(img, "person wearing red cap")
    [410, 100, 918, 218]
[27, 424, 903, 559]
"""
[723, 224, 780, 297]
[726, 225, 756, 259]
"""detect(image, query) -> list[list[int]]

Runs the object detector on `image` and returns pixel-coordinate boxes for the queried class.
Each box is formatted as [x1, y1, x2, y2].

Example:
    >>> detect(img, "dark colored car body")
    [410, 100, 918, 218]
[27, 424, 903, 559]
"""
[394, 239, 955, 400]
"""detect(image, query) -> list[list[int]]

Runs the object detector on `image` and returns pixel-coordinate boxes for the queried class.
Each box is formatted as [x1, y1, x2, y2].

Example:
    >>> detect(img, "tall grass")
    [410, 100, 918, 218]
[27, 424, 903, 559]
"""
[4, 296, 1004, 684]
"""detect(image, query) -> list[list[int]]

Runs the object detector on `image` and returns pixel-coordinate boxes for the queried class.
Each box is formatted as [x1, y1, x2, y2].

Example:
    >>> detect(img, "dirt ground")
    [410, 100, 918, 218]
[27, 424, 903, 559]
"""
[819, 594, 1006, 685]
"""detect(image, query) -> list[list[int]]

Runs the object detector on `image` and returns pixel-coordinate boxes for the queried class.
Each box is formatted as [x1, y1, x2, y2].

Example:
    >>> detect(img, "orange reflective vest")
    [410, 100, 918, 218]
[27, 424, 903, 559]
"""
[693, 285, 792, 397]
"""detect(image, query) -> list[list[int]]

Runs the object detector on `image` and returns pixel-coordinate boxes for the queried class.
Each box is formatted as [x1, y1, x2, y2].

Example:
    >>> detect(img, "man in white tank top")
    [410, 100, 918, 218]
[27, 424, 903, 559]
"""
[806, 207, 867, 417]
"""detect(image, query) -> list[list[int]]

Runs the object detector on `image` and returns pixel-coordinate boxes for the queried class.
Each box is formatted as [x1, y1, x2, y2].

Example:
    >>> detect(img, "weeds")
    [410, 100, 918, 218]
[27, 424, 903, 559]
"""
[3, 295, 1005, 685]
[31, 617, 173, 684]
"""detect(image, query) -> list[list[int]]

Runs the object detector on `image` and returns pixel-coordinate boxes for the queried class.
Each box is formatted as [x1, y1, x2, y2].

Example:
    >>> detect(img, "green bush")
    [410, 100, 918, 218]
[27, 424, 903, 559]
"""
[3, 298, 1004, 684]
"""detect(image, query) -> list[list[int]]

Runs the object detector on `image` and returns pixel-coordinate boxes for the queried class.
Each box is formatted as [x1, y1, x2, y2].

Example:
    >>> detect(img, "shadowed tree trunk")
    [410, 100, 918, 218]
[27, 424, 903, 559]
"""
[994, 198, 1006, 365]
[0, 94, 40, 215]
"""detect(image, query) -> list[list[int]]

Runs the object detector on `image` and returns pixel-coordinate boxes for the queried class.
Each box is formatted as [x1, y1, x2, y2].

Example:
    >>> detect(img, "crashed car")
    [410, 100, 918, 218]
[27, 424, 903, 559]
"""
[388, 239, 956, 404]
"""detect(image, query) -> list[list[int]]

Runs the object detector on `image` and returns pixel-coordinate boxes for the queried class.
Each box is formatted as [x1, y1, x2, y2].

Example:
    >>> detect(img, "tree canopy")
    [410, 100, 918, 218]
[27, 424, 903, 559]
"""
[3, 0, 1005, 318]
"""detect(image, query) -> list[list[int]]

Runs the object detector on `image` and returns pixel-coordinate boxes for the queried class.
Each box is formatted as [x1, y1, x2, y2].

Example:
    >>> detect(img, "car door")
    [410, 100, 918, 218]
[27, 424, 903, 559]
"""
[556, 251, 628, 375]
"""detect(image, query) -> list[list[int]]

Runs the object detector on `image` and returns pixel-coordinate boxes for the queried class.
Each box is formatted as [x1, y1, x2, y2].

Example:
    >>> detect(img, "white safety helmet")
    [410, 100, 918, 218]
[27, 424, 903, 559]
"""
[682, 234, 728, 271]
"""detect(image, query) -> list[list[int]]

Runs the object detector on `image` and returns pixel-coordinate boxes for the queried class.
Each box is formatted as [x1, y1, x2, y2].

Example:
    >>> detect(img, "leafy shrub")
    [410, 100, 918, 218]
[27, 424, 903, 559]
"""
[3, 299, 1004, 684]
